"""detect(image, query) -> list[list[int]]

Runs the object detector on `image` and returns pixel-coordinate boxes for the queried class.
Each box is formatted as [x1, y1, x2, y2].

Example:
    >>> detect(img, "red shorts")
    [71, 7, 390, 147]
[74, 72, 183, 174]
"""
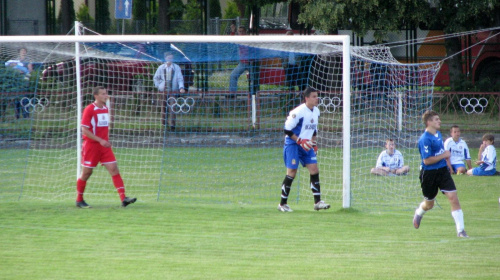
[81, 140, 116, 168]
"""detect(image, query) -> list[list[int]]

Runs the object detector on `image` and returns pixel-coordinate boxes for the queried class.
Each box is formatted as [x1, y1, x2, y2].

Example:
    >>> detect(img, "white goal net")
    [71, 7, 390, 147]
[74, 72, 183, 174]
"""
[0, 24, 441, 210]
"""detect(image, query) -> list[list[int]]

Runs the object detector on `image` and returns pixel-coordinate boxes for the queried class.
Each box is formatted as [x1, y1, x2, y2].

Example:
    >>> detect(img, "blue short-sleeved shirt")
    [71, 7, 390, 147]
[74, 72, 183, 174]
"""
[418, 130, 447, 170]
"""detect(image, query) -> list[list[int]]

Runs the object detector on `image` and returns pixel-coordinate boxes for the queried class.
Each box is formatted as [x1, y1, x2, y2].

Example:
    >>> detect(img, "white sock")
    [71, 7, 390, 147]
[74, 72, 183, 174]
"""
[451, 209, 465, 232]
[415, 202, 427, 216]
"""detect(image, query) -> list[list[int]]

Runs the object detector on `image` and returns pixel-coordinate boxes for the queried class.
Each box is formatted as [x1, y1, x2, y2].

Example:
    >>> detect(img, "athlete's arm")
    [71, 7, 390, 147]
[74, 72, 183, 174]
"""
[82, 126, 111, 148]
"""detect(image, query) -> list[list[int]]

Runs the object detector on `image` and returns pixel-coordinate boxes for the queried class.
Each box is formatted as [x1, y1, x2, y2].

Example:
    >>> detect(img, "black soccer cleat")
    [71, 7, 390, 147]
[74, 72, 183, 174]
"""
[76, 200, 92, 208]
[122, 197, 137, 207]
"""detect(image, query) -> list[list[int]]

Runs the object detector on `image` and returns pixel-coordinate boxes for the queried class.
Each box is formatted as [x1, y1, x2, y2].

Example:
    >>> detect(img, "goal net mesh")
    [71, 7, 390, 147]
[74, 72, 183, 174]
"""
[0, 28, 441, 210]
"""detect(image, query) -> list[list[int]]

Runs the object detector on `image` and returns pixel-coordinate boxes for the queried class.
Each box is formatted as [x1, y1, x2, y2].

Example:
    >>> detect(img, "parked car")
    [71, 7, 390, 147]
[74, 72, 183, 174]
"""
[41, 42, 194, 92]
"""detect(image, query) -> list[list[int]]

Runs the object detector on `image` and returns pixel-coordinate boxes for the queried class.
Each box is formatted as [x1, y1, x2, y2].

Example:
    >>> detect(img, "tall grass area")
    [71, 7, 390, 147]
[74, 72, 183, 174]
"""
[0, 173, 499, 279]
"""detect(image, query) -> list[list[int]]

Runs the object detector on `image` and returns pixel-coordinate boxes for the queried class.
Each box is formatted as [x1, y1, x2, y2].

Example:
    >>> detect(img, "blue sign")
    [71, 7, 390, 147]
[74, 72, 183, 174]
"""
[115, 0, 132, 19]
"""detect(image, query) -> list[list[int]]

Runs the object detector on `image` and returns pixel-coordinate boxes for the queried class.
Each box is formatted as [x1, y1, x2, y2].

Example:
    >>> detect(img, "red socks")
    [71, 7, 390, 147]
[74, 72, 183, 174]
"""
[77, 175, 126, 202]
[112, 174, 126, 201]
[76, 179, 87, 202]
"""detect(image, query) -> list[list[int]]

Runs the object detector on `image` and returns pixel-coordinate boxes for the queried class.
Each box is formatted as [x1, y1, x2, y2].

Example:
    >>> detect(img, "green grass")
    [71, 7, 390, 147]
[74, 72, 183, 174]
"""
[1, 174, 499, 279]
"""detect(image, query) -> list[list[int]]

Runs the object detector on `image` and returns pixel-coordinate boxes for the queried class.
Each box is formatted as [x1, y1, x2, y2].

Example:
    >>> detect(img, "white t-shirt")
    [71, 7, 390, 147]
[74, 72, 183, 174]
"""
[480, 145, 497, 171]
[375, 150, 405, 170]
[444, 137, 471, 165]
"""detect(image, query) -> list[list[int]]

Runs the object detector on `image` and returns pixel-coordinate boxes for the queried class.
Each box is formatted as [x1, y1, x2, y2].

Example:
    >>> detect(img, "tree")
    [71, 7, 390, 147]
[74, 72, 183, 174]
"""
[209, 0, 222, 18]
[158, 0, 185, 34]
[223, 0, 240, 19]
[58, 0, 75, 34]
[234, 0, 283, 34]
[158, 0, 171, 34]
[294, 0, 430, 39]
[95, 0, 110, 34]
[170, 0, 186, 20]
[295, 0, 500, 90]
[76, 3, 94, 23]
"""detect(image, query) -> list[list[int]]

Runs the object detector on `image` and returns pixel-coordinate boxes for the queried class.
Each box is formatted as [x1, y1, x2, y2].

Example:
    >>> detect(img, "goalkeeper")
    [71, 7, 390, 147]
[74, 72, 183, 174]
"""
[75, 86, 137, 208]
[277, 87, 330, 212]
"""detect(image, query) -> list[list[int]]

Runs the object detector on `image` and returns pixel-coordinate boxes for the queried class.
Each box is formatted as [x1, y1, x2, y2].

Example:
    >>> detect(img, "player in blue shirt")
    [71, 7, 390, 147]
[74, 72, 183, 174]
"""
[277, 87, 330, 212]
[413, 110, 468, 238]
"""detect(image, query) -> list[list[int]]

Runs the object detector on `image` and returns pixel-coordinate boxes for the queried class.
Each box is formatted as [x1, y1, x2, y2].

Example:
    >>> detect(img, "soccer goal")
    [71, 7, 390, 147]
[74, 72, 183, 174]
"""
[0, 22, 441, 210]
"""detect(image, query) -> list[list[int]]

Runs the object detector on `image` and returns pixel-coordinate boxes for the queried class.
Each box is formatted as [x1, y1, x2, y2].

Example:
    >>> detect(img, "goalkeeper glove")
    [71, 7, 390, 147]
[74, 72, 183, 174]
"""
[296, 138, 313, 151]
[312, 140, 318, 154]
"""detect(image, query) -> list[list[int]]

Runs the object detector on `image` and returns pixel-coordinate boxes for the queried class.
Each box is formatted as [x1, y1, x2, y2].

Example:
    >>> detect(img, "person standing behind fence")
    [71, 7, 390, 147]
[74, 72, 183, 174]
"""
[5, 47, 33, 119]
[444, 125, 472, 175]
[229, 26, 259, 97]
[227, 21, 237, 35]
[154, 52, 186, 131]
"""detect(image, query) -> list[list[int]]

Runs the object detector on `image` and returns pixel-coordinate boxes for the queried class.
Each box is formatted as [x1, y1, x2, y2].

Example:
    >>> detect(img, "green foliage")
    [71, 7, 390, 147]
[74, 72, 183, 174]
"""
[183, 0, 201, 20]
[76, 3, 94, 22]
[434, 0, 500, 33]
[223, 0, 241, 19]
[295, 0, 431, 40]
[209, 0, 222, 18]
[133, 0, 147, 20]
[95, 0, 111, 34]
[57, 0, 75, 27]
[170, 0, 186, 20]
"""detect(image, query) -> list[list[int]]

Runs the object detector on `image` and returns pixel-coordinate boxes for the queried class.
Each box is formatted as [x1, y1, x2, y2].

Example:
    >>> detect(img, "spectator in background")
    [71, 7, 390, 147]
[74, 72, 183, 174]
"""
[4, 47, 33, 120]
[467, 133, 497, 176]
[444, 125, 472, 175]
[227, 21, 237, 35]
[371, 139, 410, 176]
[154, 52, 186, 131]
[229, 26, 259, 97]
[5, 47, 33, 78]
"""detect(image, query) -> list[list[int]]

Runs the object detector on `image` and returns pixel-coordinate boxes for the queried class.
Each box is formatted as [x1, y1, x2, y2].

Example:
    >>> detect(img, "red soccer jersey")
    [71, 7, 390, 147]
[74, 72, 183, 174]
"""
[81, 103, 110, 142]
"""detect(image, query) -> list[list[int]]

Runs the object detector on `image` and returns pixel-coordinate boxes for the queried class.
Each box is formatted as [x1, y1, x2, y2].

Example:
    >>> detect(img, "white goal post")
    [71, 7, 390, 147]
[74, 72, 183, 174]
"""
[1, 24, 440, 209]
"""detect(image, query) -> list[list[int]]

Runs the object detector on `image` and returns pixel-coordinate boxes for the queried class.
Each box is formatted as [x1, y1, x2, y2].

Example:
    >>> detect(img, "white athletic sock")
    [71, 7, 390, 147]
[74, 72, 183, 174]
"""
[415, 202, 427, 216]
[451, 209, 465, 232]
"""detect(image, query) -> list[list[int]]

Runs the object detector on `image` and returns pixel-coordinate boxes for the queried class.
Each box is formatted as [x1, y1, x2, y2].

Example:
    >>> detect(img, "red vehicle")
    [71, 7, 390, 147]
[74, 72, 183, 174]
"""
[41, 43, 194, 92]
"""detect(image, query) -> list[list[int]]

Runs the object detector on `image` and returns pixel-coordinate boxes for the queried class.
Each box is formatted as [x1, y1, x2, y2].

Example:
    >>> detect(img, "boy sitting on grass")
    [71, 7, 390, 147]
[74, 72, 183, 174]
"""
[467, 133, 497, 176]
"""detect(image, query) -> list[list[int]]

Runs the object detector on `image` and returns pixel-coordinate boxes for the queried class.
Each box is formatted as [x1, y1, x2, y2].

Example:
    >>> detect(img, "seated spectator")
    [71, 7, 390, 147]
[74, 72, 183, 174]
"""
[371, 139, 410, 176]
[467, 134, 497, 176]
[5, 47, 33, 78]
[227, 21, 237, 35]
[444, 125, 472, 174]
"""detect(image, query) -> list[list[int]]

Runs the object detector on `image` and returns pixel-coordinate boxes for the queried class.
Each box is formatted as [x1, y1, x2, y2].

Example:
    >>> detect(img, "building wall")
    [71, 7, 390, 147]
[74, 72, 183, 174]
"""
[5, 0, 46, 34]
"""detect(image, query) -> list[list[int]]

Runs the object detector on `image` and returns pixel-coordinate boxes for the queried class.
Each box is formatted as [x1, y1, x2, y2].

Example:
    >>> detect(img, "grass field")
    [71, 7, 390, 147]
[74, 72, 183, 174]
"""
[1, 173, 499, 279]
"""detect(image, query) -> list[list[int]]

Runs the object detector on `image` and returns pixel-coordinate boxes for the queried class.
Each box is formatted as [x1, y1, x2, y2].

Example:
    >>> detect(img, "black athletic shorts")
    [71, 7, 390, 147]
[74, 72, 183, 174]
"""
[419, 166, 456, 200]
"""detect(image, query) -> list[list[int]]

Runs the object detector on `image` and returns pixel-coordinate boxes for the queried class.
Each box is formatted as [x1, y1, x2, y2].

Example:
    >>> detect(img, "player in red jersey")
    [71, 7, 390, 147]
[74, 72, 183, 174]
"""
[75, 86, 136, 208]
